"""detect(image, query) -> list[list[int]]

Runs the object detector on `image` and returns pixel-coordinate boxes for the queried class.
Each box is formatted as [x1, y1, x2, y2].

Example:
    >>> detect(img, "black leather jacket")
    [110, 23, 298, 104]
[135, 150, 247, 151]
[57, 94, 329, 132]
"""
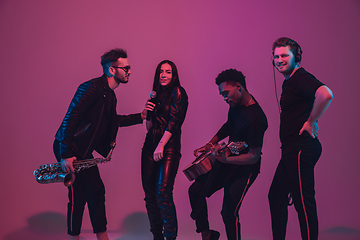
[144, 86, 188, 153]
[55, 75, 143, 160]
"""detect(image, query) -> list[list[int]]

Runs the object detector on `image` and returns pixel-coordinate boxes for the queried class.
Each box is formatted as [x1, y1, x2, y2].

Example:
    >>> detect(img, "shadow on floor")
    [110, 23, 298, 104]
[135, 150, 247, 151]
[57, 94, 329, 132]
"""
[3, 211, 68, 240]
[115, 211, 152, 240]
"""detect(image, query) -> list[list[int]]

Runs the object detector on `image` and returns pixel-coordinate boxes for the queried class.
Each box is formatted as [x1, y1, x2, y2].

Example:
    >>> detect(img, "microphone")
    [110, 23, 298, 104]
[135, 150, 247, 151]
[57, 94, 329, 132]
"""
[146, 91, 157, 120]
[150, 91, 157, 99]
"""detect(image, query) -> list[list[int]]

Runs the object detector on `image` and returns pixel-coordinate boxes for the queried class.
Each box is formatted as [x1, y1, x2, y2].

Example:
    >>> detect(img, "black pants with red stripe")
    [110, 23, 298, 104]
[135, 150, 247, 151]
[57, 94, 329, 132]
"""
[53, 140, 107, 236]
[66, 167, 107, 236]
[268, 140, 322, 240]
[189, 163, 259, 240]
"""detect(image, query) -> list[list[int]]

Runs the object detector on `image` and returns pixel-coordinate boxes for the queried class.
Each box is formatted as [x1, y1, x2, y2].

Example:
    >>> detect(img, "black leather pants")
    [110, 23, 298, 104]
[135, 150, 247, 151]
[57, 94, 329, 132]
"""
[141, 148, 180, 239]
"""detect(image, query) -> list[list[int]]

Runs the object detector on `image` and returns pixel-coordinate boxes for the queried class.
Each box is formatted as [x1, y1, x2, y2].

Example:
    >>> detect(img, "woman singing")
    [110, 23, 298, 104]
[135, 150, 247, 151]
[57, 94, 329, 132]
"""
[142, 60, 188, 240]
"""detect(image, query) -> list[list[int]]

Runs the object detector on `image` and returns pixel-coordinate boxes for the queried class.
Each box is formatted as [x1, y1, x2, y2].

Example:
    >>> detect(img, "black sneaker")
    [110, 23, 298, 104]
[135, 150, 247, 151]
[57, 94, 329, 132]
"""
[209, 230, 220, 240]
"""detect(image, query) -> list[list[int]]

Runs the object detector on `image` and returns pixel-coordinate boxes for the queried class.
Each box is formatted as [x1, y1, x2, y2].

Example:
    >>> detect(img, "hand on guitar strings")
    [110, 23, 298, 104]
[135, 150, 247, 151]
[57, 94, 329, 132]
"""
[194, 142, 213, 157]
[209, 142, 230, 163]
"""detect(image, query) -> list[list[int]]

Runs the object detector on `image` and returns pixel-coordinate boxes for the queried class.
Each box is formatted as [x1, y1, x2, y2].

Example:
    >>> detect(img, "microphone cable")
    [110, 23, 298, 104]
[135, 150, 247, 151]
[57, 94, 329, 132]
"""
[272, 65, 281, 114]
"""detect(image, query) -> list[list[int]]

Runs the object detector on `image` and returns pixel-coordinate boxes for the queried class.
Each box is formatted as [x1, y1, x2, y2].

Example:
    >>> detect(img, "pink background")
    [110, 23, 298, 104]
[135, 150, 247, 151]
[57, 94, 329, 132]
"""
[0, 0, 359, 239]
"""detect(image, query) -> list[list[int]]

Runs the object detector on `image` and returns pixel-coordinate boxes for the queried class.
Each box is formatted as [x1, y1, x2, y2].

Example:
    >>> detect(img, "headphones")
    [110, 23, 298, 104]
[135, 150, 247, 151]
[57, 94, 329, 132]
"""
[272, 40, 302, 66]
[294, 44, 302, 63]
[271, 38, 302, 114]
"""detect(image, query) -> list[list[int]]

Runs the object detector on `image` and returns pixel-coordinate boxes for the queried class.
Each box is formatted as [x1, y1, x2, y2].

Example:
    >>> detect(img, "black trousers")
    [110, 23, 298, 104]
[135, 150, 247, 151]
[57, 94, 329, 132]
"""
[53, 140, 107, 236]
[141, 148, 181, 239]
[188, 163, 258, 240]
[268, 140, 322, 240]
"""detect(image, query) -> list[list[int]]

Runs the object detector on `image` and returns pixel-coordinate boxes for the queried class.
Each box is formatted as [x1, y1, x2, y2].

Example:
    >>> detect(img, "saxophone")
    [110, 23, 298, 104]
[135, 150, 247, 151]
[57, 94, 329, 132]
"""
[34, 142, 116, 187]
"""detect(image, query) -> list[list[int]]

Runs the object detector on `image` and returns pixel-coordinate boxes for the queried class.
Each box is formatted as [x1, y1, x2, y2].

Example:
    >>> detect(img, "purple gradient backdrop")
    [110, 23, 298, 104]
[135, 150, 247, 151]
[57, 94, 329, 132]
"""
[1, 0, 359, 239]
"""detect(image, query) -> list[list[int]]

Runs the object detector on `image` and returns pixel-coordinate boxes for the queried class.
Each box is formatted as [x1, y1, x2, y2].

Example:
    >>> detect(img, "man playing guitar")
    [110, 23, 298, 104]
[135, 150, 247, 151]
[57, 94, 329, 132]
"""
[188, 69, 268, 240]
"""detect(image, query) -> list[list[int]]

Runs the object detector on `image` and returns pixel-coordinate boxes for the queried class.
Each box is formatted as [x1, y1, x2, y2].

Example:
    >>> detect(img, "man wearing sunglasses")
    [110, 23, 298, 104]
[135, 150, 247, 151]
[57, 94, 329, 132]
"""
[54, 48, 149, 240]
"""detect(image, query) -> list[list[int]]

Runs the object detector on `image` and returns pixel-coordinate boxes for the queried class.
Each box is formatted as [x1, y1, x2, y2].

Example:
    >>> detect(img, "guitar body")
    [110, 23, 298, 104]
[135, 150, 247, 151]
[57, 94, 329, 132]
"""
[183, 151, 213, 181]
[183, 141, 248, 181]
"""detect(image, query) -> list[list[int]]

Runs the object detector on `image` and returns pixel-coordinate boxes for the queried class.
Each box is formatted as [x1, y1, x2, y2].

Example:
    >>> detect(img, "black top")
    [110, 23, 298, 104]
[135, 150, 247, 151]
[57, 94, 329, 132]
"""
[150, 86, 188, 135]
[280, 68, 324, 152]
[143, 86, 188, 153]
[216, 100, 268, 170]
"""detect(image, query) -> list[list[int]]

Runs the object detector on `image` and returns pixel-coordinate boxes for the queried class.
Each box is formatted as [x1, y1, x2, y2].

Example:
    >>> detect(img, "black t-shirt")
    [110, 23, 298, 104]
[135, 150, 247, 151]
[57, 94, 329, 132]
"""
[227, 102, 268, 149]
[280, 68, 324, 152]
[216, 100, 268, 170]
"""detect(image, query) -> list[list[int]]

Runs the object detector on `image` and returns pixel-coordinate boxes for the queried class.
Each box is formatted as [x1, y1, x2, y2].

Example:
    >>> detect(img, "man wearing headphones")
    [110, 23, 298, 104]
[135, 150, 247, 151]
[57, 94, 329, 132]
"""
[268, 37, 333, 240]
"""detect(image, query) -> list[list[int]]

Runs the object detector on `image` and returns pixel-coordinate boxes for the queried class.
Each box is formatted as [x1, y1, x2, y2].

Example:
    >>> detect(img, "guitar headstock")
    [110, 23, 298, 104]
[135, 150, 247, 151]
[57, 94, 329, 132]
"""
[227, 141, 248, 155]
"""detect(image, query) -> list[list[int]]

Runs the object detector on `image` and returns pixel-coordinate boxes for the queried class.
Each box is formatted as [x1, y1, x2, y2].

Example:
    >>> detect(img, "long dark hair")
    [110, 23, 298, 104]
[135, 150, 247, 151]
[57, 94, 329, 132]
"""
[152, 60, 180, 100]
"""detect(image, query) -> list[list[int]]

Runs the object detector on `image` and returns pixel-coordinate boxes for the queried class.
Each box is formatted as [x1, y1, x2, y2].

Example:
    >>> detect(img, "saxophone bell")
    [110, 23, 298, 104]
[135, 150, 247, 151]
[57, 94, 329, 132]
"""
[63, 172, 76, 187]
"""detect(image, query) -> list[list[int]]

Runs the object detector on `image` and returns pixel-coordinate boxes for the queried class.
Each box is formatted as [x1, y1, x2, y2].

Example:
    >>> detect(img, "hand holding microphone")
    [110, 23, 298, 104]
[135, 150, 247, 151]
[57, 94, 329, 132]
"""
[145, 91, 157, 120]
